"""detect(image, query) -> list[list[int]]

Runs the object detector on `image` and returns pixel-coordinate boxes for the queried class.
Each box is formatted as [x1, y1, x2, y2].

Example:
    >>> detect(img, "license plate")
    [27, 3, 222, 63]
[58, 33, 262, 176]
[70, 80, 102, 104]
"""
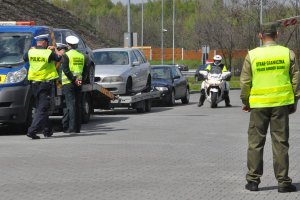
[0, 75, 6, 84]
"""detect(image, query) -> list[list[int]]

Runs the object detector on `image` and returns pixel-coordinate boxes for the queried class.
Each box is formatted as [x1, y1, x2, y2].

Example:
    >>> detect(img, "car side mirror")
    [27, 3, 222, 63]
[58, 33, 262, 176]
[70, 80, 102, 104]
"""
[94, 77, 101, 82]
[173, 75, 180, 80]
[132, 61, 140, 66]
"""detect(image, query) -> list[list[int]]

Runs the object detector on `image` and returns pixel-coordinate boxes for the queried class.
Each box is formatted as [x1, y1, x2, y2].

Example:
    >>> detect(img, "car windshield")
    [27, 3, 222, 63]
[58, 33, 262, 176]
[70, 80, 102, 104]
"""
[151, 67, 172, 80]
[0, 32, 32, 66]
[54, 31, 63, 43]
[94, 51, 129, 65]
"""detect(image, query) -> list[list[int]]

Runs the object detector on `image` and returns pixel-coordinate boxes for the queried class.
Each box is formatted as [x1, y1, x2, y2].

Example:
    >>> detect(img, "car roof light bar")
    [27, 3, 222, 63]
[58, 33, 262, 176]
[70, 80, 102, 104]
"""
[0, 21, 36, 26]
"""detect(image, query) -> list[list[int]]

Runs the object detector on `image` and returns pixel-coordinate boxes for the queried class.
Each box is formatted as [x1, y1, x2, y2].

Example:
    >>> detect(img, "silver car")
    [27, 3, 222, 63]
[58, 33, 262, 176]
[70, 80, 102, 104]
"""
[93, 48, 151, 95]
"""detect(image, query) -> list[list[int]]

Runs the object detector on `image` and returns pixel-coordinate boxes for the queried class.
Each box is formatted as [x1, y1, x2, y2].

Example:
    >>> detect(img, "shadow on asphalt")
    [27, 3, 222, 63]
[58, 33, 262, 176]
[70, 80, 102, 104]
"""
[0, 115, 129, 136]
[259, 182, 300, 191]
[94, 106, 172, 115]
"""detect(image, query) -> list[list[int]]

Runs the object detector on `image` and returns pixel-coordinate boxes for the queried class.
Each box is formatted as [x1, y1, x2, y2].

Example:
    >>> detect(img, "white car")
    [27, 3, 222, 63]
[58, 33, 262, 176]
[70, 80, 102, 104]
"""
[93, 48, 151, 95]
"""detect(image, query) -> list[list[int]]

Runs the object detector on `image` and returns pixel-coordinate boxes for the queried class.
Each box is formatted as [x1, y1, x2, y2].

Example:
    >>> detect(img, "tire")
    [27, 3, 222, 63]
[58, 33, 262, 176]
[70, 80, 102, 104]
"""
[136, 100, 146, 113]
[211, 92, 218, 108]
[167, 90, 175, 107]
[143, 75, 151, 93]
[125, 77, 133, 95]
[145, 99, 151, 112]
[81, 93, 91, 124]
[181, 88, 190, 104]
[16, 98, 34, 134]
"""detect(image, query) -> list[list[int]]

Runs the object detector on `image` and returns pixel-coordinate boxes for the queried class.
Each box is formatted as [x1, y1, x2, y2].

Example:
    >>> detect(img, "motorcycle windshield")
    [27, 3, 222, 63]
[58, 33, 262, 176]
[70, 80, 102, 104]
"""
[210, 66, 222, 74]
[0, 32, 32, 66]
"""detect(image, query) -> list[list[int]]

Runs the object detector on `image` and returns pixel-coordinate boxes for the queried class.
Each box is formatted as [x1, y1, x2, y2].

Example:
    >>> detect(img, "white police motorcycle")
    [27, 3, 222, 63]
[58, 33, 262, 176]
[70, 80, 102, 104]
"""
[199, 67, 231, 108]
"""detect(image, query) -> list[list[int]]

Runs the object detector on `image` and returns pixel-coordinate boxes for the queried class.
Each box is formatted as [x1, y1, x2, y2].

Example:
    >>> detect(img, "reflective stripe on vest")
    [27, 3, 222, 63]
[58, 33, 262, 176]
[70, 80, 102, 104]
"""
[28, 49, 58, 81]
[248, 45, 294, 108]
[61, 49, 84, 85]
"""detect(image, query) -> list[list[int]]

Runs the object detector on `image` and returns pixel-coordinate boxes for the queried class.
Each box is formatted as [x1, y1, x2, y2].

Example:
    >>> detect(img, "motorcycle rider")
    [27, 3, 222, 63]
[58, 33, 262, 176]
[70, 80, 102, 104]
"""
[197, 55, 232, 107]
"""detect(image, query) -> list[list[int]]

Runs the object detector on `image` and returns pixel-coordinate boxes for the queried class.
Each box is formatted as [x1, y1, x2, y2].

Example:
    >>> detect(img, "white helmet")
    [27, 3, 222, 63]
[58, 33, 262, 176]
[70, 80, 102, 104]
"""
[213, 55, 222, 65]
[66, 35, 79, 45]
[213, 55, 222, 61]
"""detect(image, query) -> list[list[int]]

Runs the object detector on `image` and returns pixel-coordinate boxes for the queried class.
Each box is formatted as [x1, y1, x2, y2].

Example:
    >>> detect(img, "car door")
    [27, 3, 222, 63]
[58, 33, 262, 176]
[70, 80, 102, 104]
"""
[171, 66, 186, 98]
[129, 50, 141, 91]
[133, 49, 149, 90]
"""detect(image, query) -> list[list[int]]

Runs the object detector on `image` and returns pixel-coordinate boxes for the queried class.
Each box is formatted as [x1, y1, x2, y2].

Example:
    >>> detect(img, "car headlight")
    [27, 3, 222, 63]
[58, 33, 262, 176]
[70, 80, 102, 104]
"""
[5, 67, 27, 83]
[155, 86, 169, 91]
[102, 76, 123, 83]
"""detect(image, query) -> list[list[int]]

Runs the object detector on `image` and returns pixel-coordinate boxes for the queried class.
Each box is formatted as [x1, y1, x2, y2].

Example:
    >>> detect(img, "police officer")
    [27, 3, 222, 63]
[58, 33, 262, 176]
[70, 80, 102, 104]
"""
[61, 36, 84, 133]
[198, 55, 232, 107]
[24, 34, 61, 139]
[240, 23, 300, 192]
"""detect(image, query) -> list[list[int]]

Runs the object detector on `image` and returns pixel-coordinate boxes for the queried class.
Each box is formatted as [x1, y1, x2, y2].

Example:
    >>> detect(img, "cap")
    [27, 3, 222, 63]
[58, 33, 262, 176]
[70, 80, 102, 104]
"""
[66, 35, 79, 45]
[34, 34, 49, 41]
[260, 23, 278, 34]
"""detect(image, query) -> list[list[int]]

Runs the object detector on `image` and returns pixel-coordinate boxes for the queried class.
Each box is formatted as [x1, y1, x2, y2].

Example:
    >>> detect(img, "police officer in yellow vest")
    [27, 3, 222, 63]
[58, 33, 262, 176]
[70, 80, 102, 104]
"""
[24, 34, 61, 139]
[61, 36, 84, 133]
[240, 23, 300, 193]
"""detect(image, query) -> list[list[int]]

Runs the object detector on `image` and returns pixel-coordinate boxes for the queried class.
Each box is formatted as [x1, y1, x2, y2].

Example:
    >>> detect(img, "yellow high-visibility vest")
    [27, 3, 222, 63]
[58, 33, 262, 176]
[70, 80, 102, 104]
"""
[206, 64, 228, 72]
[61, 49, 84, 85]
[28, 49, 58, 81]
[249, 45, 294, 108]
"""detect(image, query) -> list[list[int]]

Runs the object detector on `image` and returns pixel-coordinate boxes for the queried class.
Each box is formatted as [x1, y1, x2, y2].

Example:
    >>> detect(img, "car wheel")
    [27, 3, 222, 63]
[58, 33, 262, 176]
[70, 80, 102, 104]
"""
[145, 99, 151, 112]
[126, 77, 133, 95]
[181, 88, 190, 104]
[81, 93, 91, 124]
[88, 64, 95, 84]
[167, 89, 175, 107]
[142, 75, 151, 93]
[16, 98, 34, 134]
[136, 100, 146, 113]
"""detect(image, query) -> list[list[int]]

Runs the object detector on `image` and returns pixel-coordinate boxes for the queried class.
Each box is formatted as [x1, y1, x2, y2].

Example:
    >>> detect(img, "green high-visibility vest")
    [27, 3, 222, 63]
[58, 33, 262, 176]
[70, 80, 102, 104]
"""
[28, 48, 58, 81]
[249, 45, 294, 108]
[61, 49, 84, 85]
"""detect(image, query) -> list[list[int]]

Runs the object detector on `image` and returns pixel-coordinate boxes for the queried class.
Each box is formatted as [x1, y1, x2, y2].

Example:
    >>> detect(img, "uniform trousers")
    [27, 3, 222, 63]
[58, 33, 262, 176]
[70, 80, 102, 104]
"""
[27, 81, 53, 134]
[62, 83, 82, 132]
[246, 106, 292, 187]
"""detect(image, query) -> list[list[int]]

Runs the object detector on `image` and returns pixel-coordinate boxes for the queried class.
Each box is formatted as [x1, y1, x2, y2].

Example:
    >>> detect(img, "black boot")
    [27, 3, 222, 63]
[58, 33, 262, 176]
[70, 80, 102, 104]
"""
[26, 131, 40, 139]
[198, 89, 205, 107]
[43, 128, 53, 138]
[224, 91, 232, 107]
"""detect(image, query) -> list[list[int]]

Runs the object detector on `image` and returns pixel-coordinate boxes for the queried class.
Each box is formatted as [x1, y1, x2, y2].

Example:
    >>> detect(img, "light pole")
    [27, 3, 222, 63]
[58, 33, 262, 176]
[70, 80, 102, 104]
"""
[141, 0, 144, 47]
[260, 0, 263, 46]
[161, 0, 164, 64]
[172, 0, 175, 64]
[128, 0, 131, 47]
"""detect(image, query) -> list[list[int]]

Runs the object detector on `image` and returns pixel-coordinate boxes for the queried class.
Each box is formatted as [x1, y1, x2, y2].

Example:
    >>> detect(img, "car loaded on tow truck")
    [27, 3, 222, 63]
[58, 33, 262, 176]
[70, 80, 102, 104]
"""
[0, 21, 114, 133]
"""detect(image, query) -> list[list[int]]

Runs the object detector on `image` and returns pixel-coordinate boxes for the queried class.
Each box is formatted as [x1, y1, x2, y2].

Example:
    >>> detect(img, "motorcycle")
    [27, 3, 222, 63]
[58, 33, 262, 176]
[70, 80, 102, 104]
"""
[199, 68, 231, 108]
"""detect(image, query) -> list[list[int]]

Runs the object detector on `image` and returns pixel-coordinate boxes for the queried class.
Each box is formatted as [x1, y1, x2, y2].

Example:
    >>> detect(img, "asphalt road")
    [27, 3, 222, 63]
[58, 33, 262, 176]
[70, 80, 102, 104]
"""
[1, 90, 300, 200]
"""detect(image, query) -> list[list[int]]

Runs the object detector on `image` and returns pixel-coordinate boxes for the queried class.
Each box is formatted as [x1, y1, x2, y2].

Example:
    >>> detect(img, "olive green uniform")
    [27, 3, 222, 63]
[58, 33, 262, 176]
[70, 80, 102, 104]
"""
[240, 41, 300, 187]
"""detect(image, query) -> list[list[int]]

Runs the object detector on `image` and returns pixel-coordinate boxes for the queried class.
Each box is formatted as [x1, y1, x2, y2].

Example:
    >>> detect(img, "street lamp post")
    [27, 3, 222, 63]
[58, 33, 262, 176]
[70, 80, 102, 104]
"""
[128, 0, 132, 47]
[141, 0, 144, 47]
[161, 0, 164, 64]
[172, 0, 175, 64]
[260, 0, 263, 46]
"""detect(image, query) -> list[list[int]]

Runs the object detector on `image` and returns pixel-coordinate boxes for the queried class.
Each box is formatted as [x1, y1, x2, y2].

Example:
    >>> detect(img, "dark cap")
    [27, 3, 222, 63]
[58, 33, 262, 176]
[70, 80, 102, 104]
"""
[260, 23, 278, 34]
[34, 34, 49, 42]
